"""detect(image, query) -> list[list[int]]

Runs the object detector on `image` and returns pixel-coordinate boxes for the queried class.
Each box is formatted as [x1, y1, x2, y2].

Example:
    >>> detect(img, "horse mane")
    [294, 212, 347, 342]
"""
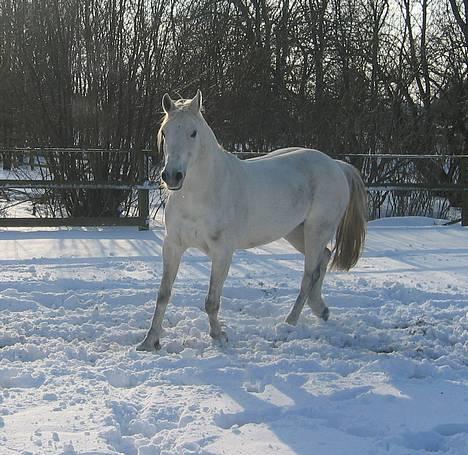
[157, 118, 166, 153]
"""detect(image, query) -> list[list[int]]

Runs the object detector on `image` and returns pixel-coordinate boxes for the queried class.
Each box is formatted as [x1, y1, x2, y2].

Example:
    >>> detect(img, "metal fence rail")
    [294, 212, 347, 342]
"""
[0, 148, 153, 229]
[342, 153, 468, 226]
[1, 149, 467, 227]
[238, 152, 468, 225]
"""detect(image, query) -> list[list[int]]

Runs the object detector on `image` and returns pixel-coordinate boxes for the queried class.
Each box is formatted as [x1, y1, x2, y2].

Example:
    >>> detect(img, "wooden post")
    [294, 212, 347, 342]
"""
[462, 156, 468, 227]
[29, 150, 35, 170]
[138, 149, 150, 230]
[3, 152, 11, 170]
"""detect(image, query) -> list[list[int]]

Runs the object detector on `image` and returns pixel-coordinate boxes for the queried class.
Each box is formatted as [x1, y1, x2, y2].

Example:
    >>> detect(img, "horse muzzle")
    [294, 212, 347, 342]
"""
[161, 169, 185, 190]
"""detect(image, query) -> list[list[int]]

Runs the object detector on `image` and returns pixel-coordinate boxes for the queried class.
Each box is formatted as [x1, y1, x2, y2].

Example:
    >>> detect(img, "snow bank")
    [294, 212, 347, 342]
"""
[0, 218, 467, 454]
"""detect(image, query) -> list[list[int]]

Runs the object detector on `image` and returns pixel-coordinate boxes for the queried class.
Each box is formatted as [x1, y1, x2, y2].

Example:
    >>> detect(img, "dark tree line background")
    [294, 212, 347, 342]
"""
[0, 0, 467, 218]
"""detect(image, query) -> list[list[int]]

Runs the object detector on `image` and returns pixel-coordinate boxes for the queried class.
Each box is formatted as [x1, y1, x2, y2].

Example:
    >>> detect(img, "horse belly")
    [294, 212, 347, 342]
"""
[238, 153, 333, 249]
[238, 187, 311, 249]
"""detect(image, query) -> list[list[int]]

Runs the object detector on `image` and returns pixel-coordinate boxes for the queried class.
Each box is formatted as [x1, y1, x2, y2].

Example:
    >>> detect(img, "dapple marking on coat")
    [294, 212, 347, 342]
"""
[137, 91, 367, 351]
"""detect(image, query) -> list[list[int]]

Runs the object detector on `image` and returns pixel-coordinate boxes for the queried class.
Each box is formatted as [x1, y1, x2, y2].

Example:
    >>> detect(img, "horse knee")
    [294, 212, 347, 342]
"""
[205, 297, 219, 315]
[157, 289, 170, 304]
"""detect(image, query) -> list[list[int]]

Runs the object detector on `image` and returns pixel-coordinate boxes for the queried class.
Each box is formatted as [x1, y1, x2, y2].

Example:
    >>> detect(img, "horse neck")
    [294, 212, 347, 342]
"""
[184, 123, 235, 194]
[199, 117, 223, 157]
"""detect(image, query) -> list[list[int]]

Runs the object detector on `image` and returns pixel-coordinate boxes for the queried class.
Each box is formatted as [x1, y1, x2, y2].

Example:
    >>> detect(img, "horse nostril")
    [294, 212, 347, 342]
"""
[161, 170, 168, 183]
[175, 171, 184, 182]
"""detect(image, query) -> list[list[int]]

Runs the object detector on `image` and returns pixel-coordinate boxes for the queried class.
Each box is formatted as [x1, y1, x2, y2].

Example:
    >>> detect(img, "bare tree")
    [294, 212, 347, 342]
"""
[0, 0, 466, 219]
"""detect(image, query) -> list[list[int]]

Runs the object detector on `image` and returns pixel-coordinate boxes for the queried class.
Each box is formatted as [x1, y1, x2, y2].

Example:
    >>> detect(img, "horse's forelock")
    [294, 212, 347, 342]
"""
[157, 98, 205, 151]
[175, 98, 204, 113]
[175, 99, 190, 109]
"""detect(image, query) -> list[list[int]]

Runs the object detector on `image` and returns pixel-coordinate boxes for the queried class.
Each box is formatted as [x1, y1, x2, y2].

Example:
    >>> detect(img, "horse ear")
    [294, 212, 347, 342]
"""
[162, 93, 176, 113]
[190, 90, 203, 113]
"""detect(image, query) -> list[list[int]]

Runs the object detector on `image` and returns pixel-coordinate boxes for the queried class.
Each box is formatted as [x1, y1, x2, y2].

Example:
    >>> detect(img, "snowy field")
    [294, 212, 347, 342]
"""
[0, 217, 467, 455]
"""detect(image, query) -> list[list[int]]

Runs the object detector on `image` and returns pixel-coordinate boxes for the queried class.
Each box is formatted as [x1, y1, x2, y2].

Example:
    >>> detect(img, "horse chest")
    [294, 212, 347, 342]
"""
[181, 217, 206, 246]
[166, 205, 217, 252]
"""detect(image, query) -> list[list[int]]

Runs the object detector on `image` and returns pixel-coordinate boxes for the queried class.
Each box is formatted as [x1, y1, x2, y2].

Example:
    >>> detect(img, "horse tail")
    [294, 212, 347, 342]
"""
[330, 162, 367, 271]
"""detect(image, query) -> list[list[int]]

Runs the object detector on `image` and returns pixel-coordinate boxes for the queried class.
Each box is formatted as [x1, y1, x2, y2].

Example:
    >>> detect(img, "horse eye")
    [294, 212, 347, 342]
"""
[190, 130, 197, 138]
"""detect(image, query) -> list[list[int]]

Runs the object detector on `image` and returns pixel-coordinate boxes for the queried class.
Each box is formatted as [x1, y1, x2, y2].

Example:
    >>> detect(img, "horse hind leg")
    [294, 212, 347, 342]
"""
[284, 223, 331, 325]
[307, 247, 331, 321]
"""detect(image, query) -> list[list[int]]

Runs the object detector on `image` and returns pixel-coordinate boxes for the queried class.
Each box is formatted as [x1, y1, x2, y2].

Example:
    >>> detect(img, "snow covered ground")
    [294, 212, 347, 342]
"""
[0, 217, 467, 455]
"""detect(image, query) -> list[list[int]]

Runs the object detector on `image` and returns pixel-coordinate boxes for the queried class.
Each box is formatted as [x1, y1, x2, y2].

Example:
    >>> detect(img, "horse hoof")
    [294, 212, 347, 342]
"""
[211, 330, 228, 344]
[321, 307, 330, 321]
[136, 339, 161, 352]
[285, 315, 298, 326]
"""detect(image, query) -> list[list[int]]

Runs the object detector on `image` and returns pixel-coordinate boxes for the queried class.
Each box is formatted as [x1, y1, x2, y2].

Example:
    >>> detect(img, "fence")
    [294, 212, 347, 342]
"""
[343, 154, 467, 226]
[1, 149, 467, 227]
[0, 148, 155, 229]
[239, 152, 468, 226]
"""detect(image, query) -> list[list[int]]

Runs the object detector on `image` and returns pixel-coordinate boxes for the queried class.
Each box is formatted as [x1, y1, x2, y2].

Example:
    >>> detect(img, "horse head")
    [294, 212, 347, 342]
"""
[159, 90, 204, 191]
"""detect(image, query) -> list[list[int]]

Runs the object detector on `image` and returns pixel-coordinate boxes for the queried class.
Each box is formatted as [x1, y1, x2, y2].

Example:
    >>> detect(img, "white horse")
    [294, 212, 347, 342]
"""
[137, 91, 367, 351]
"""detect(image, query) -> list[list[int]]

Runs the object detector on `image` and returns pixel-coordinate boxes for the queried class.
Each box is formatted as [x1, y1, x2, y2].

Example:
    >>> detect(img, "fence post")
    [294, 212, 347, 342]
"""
[138, 149, 150, 230]
[3, 152, 11, 170]
[462, 156, 468, 227]
[29, 149, 35, 170]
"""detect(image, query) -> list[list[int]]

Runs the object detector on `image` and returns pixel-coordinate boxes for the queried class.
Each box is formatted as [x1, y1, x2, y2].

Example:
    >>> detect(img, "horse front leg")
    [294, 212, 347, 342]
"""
[205, 250, 233, 342]
[137, 238, 184, 351]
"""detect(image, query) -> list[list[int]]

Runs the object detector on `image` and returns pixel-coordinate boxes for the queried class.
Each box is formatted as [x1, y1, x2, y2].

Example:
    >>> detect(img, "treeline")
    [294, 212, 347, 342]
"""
[0, 0, 467, 217]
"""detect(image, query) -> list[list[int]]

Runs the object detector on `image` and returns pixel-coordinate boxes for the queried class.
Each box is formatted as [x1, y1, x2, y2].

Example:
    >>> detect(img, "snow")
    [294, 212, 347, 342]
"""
[0, 217, 467, 455]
